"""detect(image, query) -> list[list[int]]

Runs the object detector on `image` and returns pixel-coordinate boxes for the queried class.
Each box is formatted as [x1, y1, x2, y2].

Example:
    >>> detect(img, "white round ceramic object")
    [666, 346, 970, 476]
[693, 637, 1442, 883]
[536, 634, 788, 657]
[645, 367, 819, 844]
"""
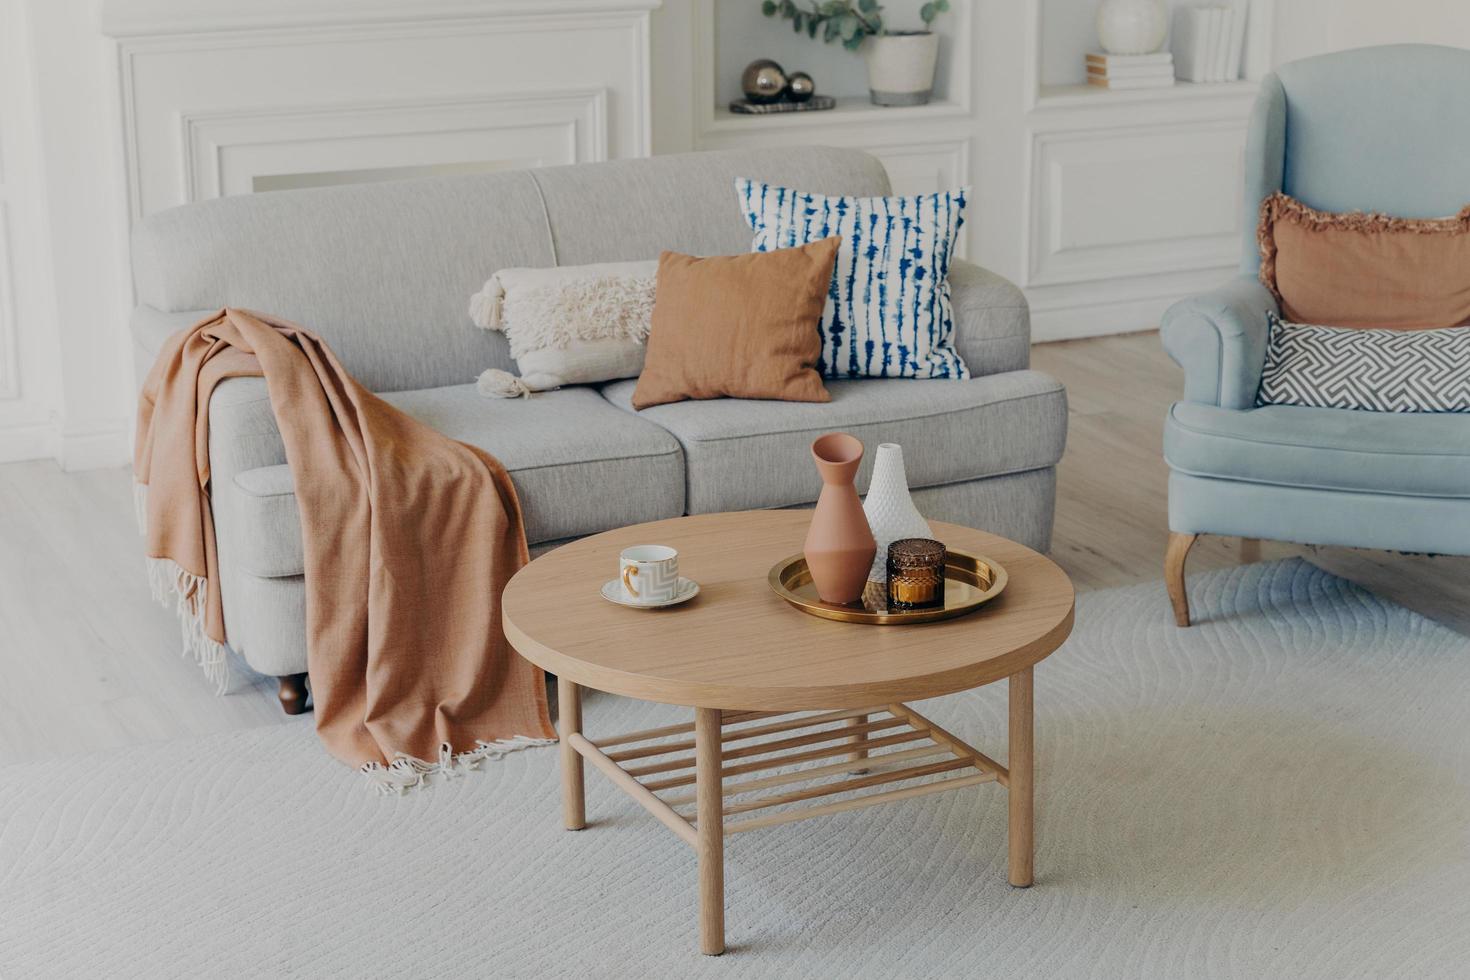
[863, 443, 933, 584]
[1095, 0, 1168, 55]
[600, 576, 700, 609]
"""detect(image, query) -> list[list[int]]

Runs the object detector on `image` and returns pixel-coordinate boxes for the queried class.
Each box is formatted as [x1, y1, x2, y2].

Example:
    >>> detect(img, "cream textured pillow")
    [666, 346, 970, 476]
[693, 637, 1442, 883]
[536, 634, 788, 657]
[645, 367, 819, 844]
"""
[469, 260, 657, 397]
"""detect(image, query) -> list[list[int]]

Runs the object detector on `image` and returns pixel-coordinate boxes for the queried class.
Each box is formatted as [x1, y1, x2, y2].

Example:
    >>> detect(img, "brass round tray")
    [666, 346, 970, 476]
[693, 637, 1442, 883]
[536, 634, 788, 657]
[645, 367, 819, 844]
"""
[767, 548, 1008, 625]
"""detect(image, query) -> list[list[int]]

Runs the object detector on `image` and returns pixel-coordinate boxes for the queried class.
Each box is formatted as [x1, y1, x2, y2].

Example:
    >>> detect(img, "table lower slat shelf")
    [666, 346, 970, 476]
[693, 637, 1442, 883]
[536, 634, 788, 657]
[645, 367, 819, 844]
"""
[580, 705, 1006, 840]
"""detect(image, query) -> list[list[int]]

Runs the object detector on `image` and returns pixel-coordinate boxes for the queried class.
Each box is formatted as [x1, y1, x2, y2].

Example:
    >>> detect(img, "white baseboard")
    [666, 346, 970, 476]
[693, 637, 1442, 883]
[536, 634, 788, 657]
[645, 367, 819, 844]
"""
[59, 423, 131, 472]
[0, 420, 60, 464]
[1031, 295, 1176, 342]
[1026, 265, 1238, 344]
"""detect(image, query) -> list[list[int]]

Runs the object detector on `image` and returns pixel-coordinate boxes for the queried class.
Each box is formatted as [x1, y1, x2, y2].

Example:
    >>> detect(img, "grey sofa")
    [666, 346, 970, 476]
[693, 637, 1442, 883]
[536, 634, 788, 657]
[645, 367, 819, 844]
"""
[129, 147, 1068, 710]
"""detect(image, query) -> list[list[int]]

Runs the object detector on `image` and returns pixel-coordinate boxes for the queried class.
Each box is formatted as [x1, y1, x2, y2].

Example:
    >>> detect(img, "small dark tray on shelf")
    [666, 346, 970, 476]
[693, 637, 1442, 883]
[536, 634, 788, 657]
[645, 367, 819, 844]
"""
[729, 95, 837, 114]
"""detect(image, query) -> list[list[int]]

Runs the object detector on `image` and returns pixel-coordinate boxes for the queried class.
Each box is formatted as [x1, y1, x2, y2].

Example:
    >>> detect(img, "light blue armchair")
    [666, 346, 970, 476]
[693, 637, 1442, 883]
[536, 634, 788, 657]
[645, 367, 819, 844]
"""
[1160, 44, 1470, 626]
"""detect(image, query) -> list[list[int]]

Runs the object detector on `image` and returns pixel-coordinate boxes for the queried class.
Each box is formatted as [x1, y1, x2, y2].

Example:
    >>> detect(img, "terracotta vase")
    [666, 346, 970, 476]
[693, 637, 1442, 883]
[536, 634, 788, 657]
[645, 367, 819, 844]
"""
[804, 432, 877, 605]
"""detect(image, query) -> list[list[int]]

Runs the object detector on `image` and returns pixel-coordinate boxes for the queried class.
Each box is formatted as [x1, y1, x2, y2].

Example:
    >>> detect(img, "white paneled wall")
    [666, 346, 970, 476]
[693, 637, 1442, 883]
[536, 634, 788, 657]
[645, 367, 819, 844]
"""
[0, 0, 659, 467]
[107, 0, 655, 220]
[0, 0, 56, 462]
[0, 0, 1464, 466]
[1, 0, 132, 470]
[1276, 0, 1470, 63]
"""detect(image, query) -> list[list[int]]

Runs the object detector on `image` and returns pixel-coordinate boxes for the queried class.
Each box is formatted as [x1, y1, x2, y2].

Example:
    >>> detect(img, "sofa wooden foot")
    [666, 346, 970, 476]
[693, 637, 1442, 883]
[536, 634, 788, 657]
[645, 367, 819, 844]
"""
[1239, 537, 1261, 564]
[1165, 532, 1198, 627]
[277, 673, 310, 715]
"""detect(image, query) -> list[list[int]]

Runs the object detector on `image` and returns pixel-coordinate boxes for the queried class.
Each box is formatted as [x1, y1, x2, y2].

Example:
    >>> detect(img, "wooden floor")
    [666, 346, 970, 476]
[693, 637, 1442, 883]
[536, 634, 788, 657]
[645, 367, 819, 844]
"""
[1, 330, 1466, 765]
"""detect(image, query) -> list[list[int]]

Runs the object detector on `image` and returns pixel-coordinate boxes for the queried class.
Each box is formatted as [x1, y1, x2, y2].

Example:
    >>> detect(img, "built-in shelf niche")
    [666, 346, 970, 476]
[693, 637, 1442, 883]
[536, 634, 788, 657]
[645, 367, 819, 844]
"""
[700, 0, 970, 135]
[1035, 0, 1275, 104]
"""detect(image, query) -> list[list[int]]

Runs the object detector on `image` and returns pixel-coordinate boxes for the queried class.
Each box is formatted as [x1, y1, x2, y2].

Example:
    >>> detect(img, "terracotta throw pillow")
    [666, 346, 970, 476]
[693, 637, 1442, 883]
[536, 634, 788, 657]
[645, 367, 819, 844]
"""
[631, 239, 839, 410]
[1257, 191, 1470, 329]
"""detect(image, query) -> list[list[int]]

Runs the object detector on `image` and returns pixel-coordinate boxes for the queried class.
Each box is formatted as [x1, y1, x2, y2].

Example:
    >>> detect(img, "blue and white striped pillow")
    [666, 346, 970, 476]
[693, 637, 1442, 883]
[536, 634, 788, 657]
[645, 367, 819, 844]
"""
[736, 179, 970, 380]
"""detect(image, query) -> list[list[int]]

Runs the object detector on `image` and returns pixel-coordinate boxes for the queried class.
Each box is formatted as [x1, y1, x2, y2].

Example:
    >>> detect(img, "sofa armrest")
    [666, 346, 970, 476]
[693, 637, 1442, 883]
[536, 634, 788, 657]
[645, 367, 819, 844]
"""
[949, 259, 1031, 377]
[129, 305, 218, 392]
[1159, 276, 1278, 409]
[207, 377, 287, 488]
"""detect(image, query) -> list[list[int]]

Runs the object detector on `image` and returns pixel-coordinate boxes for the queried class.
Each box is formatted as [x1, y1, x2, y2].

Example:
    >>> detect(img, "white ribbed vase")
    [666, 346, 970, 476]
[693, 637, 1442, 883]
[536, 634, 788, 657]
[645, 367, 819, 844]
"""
[862, 443, 933, 585]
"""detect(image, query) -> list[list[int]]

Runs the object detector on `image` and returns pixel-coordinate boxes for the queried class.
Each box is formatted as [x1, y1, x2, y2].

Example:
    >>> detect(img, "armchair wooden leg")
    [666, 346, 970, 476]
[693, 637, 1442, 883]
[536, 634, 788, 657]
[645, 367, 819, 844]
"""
[277, 673, 310, 715]
[1239, 537, 1261, 564]
[1165, 533, 1198, 627]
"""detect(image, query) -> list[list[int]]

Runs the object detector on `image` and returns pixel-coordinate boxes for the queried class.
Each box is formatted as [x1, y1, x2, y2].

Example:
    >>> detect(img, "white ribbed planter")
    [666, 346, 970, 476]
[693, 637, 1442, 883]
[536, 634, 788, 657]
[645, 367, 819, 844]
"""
[862, 443, 933, 585]
[865, 32, 939, 106]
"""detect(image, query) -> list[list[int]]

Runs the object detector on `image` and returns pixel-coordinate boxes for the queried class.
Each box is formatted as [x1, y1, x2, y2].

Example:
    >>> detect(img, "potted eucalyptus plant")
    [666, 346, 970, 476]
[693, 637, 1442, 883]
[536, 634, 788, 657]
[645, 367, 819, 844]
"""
[762, 0, 951, 106]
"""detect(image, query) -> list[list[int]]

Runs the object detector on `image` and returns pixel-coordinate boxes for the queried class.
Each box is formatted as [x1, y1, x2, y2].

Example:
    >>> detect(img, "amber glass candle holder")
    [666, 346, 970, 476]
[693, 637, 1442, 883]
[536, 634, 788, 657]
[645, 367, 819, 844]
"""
[886, 538, 946, 610]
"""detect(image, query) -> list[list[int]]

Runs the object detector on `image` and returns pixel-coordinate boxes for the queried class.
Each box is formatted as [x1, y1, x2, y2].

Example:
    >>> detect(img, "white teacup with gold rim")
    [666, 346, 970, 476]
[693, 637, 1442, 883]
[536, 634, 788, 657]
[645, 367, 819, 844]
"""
[619, 545, 679, 604]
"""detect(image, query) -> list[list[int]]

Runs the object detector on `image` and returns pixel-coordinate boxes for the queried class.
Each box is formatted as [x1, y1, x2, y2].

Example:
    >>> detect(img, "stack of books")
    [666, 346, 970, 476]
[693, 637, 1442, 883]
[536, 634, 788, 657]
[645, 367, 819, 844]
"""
[1085, 52, 1176, 90]
[1171, 2, 1249, 83]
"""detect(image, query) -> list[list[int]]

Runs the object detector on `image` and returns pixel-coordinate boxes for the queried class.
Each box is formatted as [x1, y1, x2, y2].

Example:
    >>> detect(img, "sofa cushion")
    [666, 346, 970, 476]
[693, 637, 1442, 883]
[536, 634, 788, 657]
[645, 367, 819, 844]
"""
[1257, 191, 1470, 329]
[601, 370, 1068, 514]
[1164, 400, 1470, 498]
[632, 241, 837, 409]
[222, 385, 684, 579]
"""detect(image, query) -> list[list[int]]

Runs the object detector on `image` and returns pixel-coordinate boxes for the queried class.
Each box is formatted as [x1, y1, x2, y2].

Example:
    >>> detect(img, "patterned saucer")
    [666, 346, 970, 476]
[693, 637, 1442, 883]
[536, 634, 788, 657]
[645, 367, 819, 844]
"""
[600, 577, 700, 609]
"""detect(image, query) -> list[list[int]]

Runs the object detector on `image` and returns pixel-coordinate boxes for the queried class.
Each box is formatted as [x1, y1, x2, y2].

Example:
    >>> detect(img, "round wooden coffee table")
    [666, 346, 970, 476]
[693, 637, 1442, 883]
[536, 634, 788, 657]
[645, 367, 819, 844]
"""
[502, 510, 1074, 955]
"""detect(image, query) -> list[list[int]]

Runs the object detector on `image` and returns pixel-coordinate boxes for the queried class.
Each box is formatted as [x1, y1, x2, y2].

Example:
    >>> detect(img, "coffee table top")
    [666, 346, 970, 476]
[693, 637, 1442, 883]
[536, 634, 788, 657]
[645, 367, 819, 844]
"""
[502, 511, 1075, 711]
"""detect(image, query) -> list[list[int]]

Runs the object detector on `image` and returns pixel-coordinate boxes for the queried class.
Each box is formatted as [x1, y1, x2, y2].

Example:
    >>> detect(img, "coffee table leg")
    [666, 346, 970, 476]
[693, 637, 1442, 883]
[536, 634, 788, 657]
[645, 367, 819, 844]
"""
[1008, 666, 1034, 887]
[558, 676, 585, 831]
[695, 706, 725, 955]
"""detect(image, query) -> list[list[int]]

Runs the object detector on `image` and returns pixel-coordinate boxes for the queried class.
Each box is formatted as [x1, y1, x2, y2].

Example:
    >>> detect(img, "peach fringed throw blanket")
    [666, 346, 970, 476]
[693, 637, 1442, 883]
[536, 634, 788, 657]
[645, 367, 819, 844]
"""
[134, 309, 555, 791]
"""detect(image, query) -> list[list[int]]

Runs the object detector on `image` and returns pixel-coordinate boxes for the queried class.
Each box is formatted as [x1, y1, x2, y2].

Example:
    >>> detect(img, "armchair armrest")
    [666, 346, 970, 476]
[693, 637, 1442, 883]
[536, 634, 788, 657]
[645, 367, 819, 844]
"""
[1160, 276, 1278, 409]
[949, 259, 1031, 377]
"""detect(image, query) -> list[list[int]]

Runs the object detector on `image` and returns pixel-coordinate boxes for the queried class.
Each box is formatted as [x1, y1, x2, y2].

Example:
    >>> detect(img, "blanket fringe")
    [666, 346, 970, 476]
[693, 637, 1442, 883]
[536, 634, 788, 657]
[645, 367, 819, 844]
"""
[360, 736, 556, 795]
[137, 481, 232, 695]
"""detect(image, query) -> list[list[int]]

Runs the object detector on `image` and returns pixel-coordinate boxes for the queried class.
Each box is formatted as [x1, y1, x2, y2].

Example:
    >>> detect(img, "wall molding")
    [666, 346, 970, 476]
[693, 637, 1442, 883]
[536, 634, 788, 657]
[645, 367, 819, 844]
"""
[57, 421, 131, 472]
[111, 8, 652, 219]
[0, 420, 59, 465]
[100, 0, 659, 38]
[1024, 118, 1248, 289]
[0, 201, 19, 401]
[179, 88, 609, 203]
[1027, 263, 1239, 342]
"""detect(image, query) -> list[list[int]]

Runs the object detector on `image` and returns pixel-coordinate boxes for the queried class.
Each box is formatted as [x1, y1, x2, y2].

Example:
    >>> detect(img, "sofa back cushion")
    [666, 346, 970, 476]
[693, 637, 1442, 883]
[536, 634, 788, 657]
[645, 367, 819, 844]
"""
[131, 147, 890, 392]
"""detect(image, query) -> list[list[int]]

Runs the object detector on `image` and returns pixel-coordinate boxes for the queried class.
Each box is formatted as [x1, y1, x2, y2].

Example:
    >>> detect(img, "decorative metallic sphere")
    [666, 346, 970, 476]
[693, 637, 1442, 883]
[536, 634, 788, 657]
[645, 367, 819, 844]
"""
[741, 59, 788, 104]
[787, 72, 815, 103]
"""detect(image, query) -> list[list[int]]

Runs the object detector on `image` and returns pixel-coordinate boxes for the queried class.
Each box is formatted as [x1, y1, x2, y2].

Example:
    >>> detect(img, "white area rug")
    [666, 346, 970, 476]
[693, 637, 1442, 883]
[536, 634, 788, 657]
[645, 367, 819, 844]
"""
[3, 559, 1469, 979]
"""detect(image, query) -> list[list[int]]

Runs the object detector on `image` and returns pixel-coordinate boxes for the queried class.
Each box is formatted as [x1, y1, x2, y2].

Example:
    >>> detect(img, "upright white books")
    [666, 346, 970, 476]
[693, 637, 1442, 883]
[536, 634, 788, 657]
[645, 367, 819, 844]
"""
[1171, 3, 1250, 83]
[1226, 0, 1250, 81]
[1170, 7, 1208, 82]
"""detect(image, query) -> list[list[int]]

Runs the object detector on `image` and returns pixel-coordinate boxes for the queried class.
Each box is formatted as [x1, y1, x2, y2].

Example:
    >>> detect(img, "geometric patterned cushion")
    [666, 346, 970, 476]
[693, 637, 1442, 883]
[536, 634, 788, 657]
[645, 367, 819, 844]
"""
[1256, 312, 1470, 412]
[735, 178, 970, 380]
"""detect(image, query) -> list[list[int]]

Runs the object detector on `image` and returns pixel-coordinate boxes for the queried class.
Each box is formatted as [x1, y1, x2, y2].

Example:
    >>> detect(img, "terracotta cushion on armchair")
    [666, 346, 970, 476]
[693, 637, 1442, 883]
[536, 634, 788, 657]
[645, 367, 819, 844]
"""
[1257, 190, 1470, 329]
